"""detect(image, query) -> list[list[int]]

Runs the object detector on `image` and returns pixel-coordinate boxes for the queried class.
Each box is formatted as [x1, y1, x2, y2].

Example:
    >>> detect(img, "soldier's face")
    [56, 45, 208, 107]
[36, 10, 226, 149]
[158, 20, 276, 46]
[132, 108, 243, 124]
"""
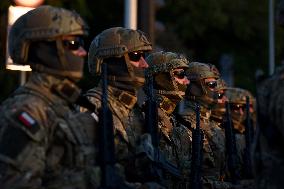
[230, 103, 254, 115]
[217, 90, 228, 103]
[173, 68, 190, 85]
[230, 104, 246, 116]
[62, 35, 87, 57]
[204, 78, 218, 91]
[128, 51, 149, 69]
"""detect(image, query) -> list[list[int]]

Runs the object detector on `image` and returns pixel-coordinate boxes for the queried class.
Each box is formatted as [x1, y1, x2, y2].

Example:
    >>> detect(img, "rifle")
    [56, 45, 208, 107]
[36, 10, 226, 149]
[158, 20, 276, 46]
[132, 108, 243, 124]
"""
[98, 63, 132, 189]
[243, 96, 253, 178]
[144, 75, 159, 149]
[75, 63, 132, 188]
[143, 75, 182, 185]
[223, 102, 240, 184]
[190, 103, 203, 189]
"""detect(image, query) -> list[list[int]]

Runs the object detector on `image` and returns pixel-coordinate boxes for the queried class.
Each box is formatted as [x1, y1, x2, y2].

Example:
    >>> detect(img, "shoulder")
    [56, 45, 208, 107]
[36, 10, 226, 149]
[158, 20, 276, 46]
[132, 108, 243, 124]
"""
[0, 93, 52, 129]
[0, 88, 73, 143]
[85, 88, 102, 108]
[0, 103, 48, 166]
[0, 90, 60, 145]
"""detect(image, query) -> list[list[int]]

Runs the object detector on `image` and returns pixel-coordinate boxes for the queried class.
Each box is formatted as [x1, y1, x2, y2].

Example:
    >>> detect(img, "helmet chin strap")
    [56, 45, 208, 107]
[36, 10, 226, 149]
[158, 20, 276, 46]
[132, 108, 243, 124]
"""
[124, 54, 135, 76]
[56, 38, 68, 70]
[56, 38, 84, 81]
[118, 54, 146, 90]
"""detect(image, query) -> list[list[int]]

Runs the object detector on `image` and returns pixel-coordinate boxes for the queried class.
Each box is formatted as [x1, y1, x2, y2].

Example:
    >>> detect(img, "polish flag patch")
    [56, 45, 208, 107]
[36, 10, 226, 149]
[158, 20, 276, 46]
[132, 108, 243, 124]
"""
[18, 112, 36, 128]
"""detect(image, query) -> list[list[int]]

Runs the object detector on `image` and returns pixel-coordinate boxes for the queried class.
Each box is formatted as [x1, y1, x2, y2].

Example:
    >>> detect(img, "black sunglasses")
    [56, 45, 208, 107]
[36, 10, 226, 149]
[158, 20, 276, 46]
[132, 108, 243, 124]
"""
[205, 81, 217, 89]
[62, 37, 84, 50]
[173, 70, 186, 79]
[217, 92, 224, 99]
[230, 103, 253, 112]
[128, 51, 145, 62]
[230, 104, 246, 111]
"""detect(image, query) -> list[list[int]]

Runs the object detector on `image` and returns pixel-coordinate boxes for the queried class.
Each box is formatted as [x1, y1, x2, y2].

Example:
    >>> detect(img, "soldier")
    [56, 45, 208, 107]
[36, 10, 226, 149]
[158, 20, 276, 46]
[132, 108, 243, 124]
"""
[0, 6, 98, 188]
[178, 62, 230, 189]
[226, 88, 255, 187]
[212, 87, 256, 188]
[83, 27, 164, 188]
[143, 51, 191, 188]
[253, 67, 284, 189]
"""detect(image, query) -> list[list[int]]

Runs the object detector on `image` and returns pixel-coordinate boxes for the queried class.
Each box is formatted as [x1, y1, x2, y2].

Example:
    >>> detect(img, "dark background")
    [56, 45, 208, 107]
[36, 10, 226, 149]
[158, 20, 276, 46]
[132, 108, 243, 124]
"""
[1, 0, 284, 102]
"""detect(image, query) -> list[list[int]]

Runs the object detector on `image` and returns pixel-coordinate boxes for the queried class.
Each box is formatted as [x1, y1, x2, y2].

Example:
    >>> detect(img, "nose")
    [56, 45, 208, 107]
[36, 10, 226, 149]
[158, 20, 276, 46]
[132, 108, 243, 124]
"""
[223, 96, 228, 103]
[138, 57, 149, 68]
[239, 108, 244, 115]
[184, 77, 190, 85]
[74, 46, 87, 57]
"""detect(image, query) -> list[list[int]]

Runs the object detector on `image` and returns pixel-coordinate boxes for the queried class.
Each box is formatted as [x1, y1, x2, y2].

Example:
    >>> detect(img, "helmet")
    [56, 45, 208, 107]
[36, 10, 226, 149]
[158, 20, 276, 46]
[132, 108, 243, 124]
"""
[225, 87, 255, 132]
[145, 51, 189, 75]
[88, 27, 152, 93]
[187, 62, 220, 81]
[216, 79, 227, 91]
[226, 87, 254, 105]
[186, 62, 220, 108]
[9, 5, 88, 65]
[145, 51, 189, 103]
[8, 5, 89, 81]
[88, 27, 152, 75]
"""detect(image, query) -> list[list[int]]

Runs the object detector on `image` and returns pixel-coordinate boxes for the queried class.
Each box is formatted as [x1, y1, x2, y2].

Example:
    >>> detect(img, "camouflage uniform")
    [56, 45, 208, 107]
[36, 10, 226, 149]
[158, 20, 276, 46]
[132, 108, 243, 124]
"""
[212, 87, 256, 189]
[83, 27, 163, 188]
[144, 51, 191, 188]
[0, 6, 99, 189]
[178, 62, 231, 189]
[254, 66, 284, 189]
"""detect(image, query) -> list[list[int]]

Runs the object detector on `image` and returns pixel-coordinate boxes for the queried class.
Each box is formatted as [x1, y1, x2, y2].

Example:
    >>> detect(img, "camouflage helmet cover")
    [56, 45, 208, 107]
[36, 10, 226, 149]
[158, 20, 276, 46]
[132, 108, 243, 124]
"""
[88, 27, 152, 75]
[225, 87, 255, 105]
[9, 5, 89, 64]
[216, 79, 227, 91]
[145, 51, 189, 102]
[186, 62, 220, 80]
[145, 51, 189, 77]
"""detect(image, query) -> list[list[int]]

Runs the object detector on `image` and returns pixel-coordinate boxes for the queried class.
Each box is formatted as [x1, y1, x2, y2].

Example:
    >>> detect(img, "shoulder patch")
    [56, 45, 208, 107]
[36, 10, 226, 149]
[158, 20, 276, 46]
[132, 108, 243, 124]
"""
[17, 112, 39, 134]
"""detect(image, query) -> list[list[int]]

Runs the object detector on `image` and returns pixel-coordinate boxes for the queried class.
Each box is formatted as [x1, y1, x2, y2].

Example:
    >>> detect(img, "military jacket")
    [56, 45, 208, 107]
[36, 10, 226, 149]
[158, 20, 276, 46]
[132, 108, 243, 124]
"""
[83, 86, 147, 182]
[152, 97, 192, 189]
[0, 73, 96, 189]
[254, 66, 284, 189]
[179, 100, 235, 189]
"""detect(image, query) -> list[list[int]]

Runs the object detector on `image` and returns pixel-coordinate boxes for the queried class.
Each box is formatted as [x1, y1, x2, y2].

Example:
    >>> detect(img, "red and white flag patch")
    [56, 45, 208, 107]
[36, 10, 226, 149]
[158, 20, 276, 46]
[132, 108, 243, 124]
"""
[18, 112, 36, 128]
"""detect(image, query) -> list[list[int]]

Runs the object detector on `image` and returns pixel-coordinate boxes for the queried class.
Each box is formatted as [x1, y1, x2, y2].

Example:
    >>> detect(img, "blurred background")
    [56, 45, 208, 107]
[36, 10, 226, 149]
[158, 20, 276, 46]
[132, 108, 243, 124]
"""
[1, 0, 284, 102]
